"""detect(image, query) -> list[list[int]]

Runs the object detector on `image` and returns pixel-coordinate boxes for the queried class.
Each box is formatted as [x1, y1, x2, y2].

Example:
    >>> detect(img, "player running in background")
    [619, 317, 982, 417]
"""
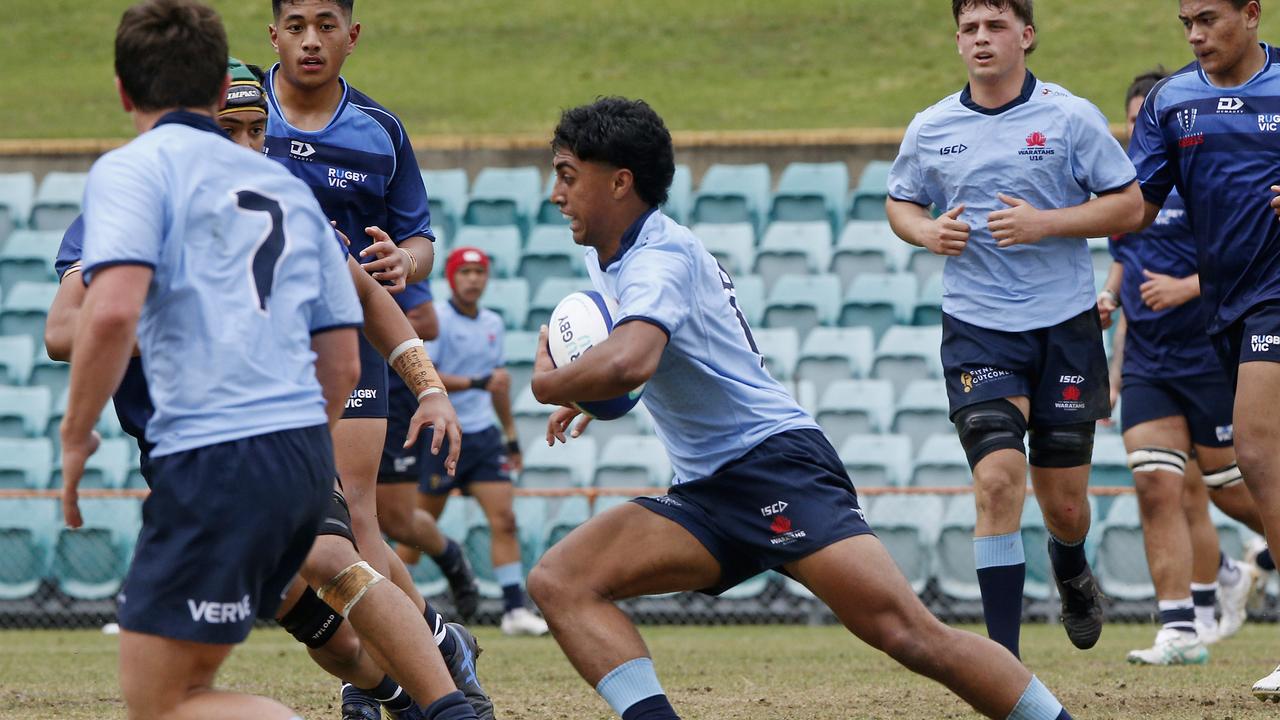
[1127, 0, 1280, 699]
[397, 247, 545, 636]
[884, 0, 1143, 658]
[529, 96, 1077, 720]
[1100, 68, 1259, 665]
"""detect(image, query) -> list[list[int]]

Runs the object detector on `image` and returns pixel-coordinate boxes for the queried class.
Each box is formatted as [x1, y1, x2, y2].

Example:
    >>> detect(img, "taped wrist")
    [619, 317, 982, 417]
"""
[388, 339, 446, 398]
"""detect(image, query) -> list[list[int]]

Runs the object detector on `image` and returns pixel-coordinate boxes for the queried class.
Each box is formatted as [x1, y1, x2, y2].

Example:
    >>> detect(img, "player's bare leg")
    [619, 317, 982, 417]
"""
[119, 631, 298, 720]
[402, 492, 452, 564]
[472, 481, 547, 634]
[379, 482, 448, 561]
[1209, 481, 1265, 534]
[1192, 446, 1261, 641]
[1183, 465, 1228, 643]
[276, 577, 386, 688]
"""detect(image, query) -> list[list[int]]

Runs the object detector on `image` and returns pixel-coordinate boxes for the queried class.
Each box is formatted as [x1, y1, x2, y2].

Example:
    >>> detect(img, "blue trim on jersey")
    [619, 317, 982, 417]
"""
[312, 321, 363, 336]
[960, 70, 1036, 115]
[447, 299, 479, 318]
[614, 315, 671, 339]
[153, 110, 226, 137]
[81, 259, 156, 279]
[585, 291, 615, 331]
[600, 207, 657, 270]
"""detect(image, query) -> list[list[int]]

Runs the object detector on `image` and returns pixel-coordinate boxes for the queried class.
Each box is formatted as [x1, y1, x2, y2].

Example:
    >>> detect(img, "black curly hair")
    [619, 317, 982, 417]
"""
[551, 97, 675, 208]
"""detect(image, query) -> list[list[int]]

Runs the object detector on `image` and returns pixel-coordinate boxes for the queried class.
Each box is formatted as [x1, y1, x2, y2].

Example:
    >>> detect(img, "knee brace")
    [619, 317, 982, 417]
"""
[1127, 447, 1188, 476]
[1204, 463, 1244, 489]
[954, 399, 1027, 469]
[316, 560, 384, 617]
[279, 586, 345, 649]
[1028, 422, 1095, 468]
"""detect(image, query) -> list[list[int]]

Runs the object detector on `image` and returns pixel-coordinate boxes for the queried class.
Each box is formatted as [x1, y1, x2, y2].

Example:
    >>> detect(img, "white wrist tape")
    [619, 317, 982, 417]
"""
[387, 338, 423, 367]
[418, 387, 445, 401]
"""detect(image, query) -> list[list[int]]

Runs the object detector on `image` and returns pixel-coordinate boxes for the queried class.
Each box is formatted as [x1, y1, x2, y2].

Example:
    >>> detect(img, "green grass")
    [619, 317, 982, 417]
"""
[7, 1, 1280, 139]
[4, 623, 1280, 718]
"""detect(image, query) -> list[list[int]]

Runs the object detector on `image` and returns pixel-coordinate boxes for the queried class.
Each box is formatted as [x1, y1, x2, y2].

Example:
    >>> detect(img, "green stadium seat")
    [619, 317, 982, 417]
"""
[0, 497, 57, 600]
[661, 165, 693, 224]
[0, 437, 53, 489]
[753, 222, 833, 293]
[534, 172, 568, 227]
[797, 326, 875, 397]
[464, 166, 542, 232]
[849, 160, 892, 221]
[911, 433, 970, 488]
[0, 335, 35, 385]
[29, 351, 69, 399]
[905, 246, 948, 287]
[872, 325, 942, 399]
[513, 386, 553, 451]
[839, 273, 917, 340]
[892, 379, 952, 453]
[518, 225, 579, 296]
[453, 226, 521, 278]
[51, 497, 141, 600]
[0, 230, 61, 288]
[458, 500, 516, 598]
[0, 173, 36, 245]
[0, 384, 49, 438]
[839, 433, 911, 488]
[815, 378, 895, 447]
[1090, 433, 1132, 488]
[913, 273, 944, 326]
[503, 330, 539, 393]
[1095, 494, 1153, 600]
[513, 495, 549, 571]
[752, 327, 799, 380]
[1020, 497, 1053, 600]
[934, 495, 981, 600]
[519, 437, 597, 489]
[763, 273, 840, 340]
[30, 172, 86, 233]
[868, 494, 944, 594]
[422, 167, 469, 242]
[541, 496, 591, 552]
[831, 221, 909, 290]
[594, 435, 670, 488]
[1, 281, 58, 345]
[481, 277, 529, 332]
[770, 162, 849, 234]
[729, 273, 765, 327]
[785, 378, 819, 416]
[51, 437, 132, 490]
[691, 163, 771, 233]
[525, 276, 590, 331]
[695, 223, 756, 276]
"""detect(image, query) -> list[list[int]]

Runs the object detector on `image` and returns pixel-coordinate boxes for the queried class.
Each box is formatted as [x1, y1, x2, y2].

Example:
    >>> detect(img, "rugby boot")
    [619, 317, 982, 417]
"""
[442, 622, 495, 720]
[1126, 629, 1208, 665]
[1054, 564, 1104, 649]
[444, 552, 481, 623]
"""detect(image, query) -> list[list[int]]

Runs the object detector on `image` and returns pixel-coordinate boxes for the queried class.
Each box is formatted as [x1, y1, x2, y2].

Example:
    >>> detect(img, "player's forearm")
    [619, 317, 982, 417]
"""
[1182, 274, 1202, 299]
[399, 236, 434, 284]
[885, 198, 934, 247]
[1104, 263, 1124, 298]
[359, 267, 421, 359]
[533, 343, 651, 405]
[1041, 183, 1144, 239]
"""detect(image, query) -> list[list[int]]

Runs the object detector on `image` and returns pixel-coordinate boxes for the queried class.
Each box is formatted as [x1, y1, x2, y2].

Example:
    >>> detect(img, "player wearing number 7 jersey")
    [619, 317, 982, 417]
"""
[526, 96, 1077, 720]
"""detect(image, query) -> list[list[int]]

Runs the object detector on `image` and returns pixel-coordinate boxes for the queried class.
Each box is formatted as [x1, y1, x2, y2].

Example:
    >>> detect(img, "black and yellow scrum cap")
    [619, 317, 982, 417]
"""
[222, 57, 268, 117]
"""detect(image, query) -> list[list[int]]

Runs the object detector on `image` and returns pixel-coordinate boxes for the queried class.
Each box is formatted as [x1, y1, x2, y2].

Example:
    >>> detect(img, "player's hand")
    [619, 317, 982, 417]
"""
[405, 393, 462, 476]
[58, 428, 100, 529]
[546, 406, 592, 446]
[330, 220, 351, 247]
[359, 226, 407, 294]
[1270, 186, 1280, 219]
[921, 205, 969, 256]
[531, 325, 571, 407]
[990, 194, 1049, 247]
[1139, 269, 1197, 311]
[486, 368, 511, 395]
[1097, 290, 1118, 330]
[508, 449, 524, 473]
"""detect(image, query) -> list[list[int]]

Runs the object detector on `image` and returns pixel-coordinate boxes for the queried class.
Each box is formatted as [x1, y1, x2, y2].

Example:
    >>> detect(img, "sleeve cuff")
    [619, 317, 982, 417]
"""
[1092, 176, 1138, 196]
[615, 315, 672, 340]
[311, 322, 364, 336]
[82, 259, 156, 283]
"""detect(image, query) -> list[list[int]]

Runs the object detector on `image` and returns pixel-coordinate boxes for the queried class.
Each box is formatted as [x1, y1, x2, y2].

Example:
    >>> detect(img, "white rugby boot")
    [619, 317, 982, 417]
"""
[1218, 560, 1261, 640]
[501, 606, 549, 636]
[1253, 665, 1280, 702]
[1126, 629, 1209, 665]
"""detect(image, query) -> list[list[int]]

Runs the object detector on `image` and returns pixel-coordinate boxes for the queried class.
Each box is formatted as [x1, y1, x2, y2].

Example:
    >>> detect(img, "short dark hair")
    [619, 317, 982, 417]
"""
[1126, 67, 1168, 109]
[1226, 0, 1260, 9]
[115, 0, 228, 113]
[272, 0, 354, 19]
[952, 0, 1037, 54]
[552, 97, 675, 208]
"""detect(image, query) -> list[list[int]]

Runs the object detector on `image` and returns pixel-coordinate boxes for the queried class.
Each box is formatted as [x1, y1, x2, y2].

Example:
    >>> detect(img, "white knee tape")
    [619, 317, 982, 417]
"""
[316, 560, 384, 617]
[1127, 447, 1188, 476]
[1204, 463, 1244, 489]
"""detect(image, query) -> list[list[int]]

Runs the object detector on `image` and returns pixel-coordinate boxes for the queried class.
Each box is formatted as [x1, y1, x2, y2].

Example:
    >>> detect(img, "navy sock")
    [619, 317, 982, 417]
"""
[1158, 598, 1196, 634]
[621, 695, 680, 720]
[432, 539, 464, 575]
[424, 602, 458, 658]
[501, 584, 525, 612]
[363, 675, 415, 714]
[1047, 533, 1087, 581]
[1057, 710, 1073, 720]
[1259, 547, 1276, 572]
[494, 562, 526, 613]
[423, 690, 476, 720]
[342, 683, 379, 710]
[974, 532, 1025, 658]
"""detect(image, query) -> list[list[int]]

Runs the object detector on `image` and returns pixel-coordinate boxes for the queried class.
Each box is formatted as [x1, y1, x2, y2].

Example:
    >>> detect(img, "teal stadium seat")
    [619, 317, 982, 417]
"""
[913, 273, 945, 326]
[518, 225, 579, 296]
[815, 378, 895, 447]
[770, 162, 849, 234]
[0, 384, 49, 438]
[594, 435, 670, 488]
[30, 172, 87, 233]
[831, 221, 909, 291]
[51, 497, 142, 599]
[535, 172, 567, 227]
[453, 225, 521, 278]
[872, 325, 943, 399]
[905, 245, 948, 287]
[0, 497, 57, 600]
[525, 276, 589, 331]
[763, 273, 840, 340]
[868, 494, 944, 594]
[0, 437, 53, 489]
[421, 168, 469, 243]
[0, 173, 36, 246]
[1020, 497, 1053, 600]
[0, 230, 61, 288]
[751, 327, 799, 381]
[849, 160, 892, 221]
[839, 273, 917, 340]
[541, 496, 591, 552]
[695, 223, 756, 276]
[464, 166, 542, 233]
[839, 433, 911, 488]
[30, 351, 70, 400]
[512, 495, 549, 573]
[1, 281, 59, 345]
[482, 277, 529, 331]
[691, 163, 772, 233]
[661, 165, 693, 224]
[729, 273, 765, 327]
[51, 437, 132, 490]
[1090, 433, 1132, 488]
[1094, 494, 1153, 600]
[503, 330, 539, 393]
[796, 326, 875, 397]
[519, 438, 597, 489]
[892, 379, 953, 452]
[785, 378, 819, 416]
[753, 222, 833, 293]
[0, 335, 35, 385]
[512, 387, 554, 451]
[911, 433, 970, 488]
[934, 496, 981, 600]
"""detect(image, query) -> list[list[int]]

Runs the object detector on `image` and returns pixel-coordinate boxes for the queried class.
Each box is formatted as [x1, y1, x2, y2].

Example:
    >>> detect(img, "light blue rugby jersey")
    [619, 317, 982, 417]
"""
[81, 112, 363, 458]
[428, 300, 505, 434]
[888, 71, 1137, 331]
[584, 209, 818, 484]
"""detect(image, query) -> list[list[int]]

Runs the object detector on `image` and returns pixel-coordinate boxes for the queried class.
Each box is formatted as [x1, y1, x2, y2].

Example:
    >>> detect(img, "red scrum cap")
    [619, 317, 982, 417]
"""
[445, 246, 490, 289]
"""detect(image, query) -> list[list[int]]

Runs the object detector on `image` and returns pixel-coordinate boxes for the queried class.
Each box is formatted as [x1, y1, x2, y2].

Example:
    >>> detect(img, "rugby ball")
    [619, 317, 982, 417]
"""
[547, 291, 645, 420]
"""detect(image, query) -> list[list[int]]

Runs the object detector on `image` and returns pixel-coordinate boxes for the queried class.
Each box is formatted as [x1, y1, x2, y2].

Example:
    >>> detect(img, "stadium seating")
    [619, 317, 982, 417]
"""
[815, 378, 896, 448]
[422, 168, 469, 242]
[519, 437, 597, 489]
[0, 173, 36, 246]
[535, 172, 566, 227]
[50, 497, 141, 600]
[831, 220, 909, 290]
[29, 172, 86, 233]
[0, 281, 59, 345]
[0, 230, 61, 288]
[518, 224, 579, 296]
[503, 330, 539, 391]
[695, 223, 756, 275]
[576, 400, 654, 451]
[910, 433, 969, 488]
[662, 165, 693, 224]
[594, 435, 671, 488]
[913, 273, 944, 326]
[512, 387, 554, 450]
[1019, 497, 1054, 600]
[0, 384, 49, 438]
[904, 246, 948, 287]
[483, 277, 530, 331]
[525, 276, 590, 331]
[0, 335, 35, 385]
[29, 352, 68, 400]
[871, 325, 942, 398]
[849, 160, 892, 221]
[751, 327, 799, 380]
[1094, 495, 1154, 600]
[540, 496, 591, 552]
[1089, 433, 1132, 488]
[463, 166, 542, 232]
[0, 497, 57, 600]
[934, 496, 981, 600]
[753, 222, 833, 292]
[869, 494, 944, 594]
[892, 380, 952, 452]
[762, 273, 840, 340]
[770, 162, 849, 233]
[50, 437, 132, 490]
[453, 225, 522, 278]
[0, 437, 53, 489]
[839, 273, 916, 339]
[691, 163, 771, 233]
[796, 326, 875, 397]
[729, 273, 766, 327]
[840, 433, 912, 488]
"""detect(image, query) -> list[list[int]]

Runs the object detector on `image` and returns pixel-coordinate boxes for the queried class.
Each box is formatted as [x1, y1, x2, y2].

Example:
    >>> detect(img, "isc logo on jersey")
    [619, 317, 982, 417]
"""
[547, 291, 644, 420]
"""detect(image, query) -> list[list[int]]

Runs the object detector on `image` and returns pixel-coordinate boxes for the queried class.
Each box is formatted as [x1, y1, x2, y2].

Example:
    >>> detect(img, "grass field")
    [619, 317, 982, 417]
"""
[4, 623, 1280, 719]
[8, 1, 1280, 140]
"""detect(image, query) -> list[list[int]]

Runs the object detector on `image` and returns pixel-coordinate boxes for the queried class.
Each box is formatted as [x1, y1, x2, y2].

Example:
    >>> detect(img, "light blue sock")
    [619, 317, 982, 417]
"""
[596, 657, 666, 717]
[494, 561, 524, 588]
[1008, 676, 1065, 720]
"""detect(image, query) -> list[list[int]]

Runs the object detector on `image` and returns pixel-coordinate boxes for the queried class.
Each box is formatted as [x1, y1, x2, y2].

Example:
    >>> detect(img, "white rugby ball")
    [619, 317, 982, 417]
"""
[547, 290, 644, 420]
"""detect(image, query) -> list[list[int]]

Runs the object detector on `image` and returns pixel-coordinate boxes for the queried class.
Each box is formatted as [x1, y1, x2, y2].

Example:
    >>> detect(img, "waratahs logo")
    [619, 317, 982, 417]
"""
[1018, 131, 1054, 160]
[1025, 131, 1047, 147]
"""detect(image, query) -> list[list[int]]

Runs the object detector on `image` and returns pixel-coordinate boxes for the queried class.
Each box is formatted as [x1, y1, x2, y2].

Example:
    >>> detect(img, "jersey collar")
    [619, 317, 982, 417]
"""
[600, 207, 658, 271]
[1197, 43, 1275, 89]
[265, 63, 351, 135]
[960, 69, 1037, 116]
[153, 110, 226, 136]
